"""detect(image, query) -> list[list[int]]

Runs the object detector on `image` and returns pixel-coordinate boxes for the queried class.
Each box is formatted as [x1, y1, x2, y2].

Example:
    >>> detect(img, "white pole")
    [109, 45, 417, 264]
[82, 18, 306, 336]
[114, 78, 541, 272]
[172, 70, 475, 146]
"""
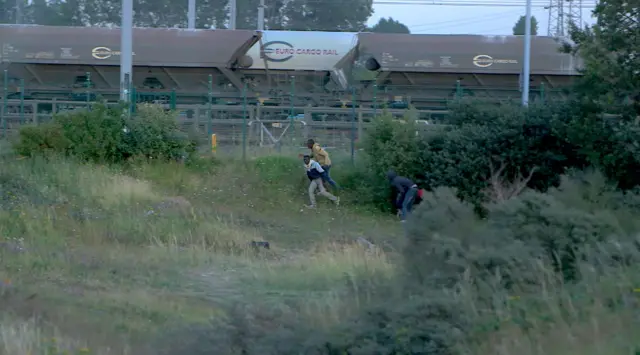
[229, 0, 236, 29]
[188, 0, 196, 29]
[522, 0, 532, 106]
[120, 0, 133, 101]
[15, 0, 23, 24]
[257, 0, 265, 31]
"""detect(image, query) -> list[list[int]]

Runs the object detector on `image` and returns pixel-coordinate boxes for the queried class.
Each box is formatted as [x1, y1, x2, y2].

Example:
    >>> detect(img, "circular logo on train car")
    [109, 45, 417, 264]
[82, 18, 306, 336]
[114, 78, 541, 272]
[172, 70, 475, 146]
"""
[92, 47, 114, 59]
[472, 55, 495, 67]
[261, 41, 295, 62]
[473, 54, 518, 68]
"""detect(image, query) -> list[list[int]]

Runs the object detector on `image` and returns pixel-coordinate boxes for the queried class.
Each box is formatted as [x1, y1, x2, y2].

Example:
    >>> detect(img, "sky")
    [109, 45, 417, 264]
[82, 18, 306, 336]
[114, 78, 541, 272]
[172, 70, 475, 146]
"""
[368, 1, 598, 36]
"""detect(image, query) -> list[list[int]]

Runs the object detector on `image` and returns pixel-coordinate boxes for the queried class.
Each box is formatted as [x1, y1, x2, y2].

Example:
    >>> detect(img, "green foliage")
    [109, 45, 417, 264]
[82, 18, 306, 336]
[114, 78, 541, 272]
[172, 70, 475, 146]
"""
[512, 15, 538, 35]
[54, 103, 128, 163]
[566, 0, 639, 114]
[486, 191, 622, 281]
[369, 17, 411, 34]
[358, 111, 429, 210]
[18, 0, 373, 32]
[13, 121, 70, 157]
[123, 103, 194, 161]
[13, 103, 193, 165]
[359, 100, 594, 211]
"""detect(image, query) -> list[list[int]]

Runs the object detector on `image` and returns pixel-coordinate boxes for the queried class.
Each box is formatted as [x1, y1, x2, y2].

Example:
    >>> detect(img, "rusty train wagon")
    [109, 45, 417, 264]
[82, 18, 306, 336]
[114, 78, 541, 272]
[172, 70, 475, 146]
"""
[0, 25, 260, 105]
[1, 24, 581, 111]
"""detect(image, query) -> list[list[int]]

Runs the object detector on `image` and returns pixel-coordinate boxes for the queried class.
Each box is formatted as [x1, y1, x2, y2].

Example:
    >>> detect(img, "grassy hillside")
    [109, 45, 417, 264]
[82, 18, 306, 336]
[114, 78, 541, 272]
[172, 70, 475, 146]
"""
[2, 149, 639, 354]
[0, 150, 399, 354]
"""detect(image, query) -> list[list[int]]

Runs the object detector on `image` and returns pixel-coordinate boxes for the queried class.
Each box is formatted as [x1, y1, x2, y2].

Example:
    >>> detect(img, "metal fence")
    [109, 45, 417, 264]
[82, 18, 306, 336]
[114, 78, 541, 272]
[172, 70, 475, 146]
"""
[1, 68, 557, 160]
[0, 95, 443, 160]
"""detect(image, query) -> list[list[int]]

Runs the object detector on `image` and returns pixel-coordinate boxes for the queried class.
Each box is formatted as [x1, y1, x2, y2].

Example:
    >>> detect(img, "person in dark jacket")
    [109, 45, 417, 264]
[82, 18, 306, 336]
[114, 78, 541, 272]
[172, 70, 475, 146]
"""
[387, 170, 418, 222]
[303, 155, 339, 208]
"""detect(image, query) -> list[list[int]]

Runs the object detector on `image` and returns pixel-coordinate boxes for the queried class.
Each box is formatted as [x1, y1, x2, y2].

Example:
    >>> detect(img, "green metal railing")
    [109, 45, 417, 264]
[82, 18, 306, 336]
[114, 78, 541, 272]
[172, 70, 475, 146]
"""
[1, 70, 564, 149]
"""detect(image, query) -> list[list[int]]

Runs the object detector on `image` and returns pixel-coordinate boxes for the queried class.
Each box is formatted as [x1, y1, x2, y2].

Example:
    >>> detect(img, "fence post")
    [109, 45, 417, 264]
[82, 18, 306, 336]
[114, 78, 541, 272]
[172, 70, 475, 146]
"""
[130, 87, 137, 114]
[350, 86, 356, 165]
[242, 81, 248, 161]
[170, 89, 176, 110]
[2, 70, 7, 139]
[85, 72, 91, 109]
[207, 74, 213, 140]
[290, 75, 295, 138]
[540, 82, 545, 102]
[373, 83, 378, 118]
[19, 79, 24, 125]
[125, 73, 132, 118]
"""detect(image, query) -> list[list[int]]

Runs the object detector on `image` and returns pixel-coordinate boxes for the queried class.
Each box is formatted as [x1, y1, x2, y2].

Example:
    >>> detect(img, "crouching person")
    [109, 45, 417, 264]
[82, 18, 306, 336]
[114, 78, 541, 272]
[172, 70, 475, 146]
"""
[303, 155, 339, 208]
[387, 170, 418, 222]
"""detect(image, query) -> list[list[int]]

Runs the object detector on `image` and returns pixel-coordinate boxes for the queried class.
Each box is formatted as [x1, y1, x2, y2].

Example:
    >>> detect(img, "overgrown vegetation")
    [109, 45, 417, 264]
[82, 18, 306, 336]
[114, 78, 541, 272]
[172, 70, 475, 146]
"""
[2, 1, 640, 354]
[14, 103, 195, 164]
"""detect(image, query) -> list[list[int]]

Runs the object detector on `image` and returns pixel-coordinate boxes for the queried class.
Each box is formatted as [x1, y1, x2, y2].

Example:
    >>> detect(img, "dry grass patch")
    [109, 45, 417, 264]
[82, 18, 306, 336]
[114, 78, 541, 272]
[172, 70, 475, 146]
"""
[246, 241, 394, 292]
[0, 317, 117, 355]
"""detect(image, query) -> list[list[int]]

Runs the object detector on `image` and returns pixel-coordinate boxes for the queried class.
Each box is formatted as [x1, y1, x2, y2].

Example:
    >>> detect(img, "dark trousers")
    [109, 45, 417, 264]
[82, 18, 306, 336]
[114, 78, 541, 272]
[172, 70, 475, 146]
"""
[321, 165, 339, 189]
[400, 187, 418, 221]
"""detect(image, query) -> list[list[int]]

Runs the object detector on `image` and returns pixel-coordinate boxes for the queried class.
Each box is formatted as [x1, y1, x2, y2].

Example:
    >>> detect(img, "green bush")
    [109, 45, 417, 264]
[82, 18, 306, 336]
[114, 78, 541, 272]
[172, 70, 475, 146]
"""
[408, 184, 624, 282]
[13, 103, 194, 164]
[356, 100, 584, 212]
[123, 103, 194, 161]
[357, 111, 430, 210]
[13, 122, 70, 157]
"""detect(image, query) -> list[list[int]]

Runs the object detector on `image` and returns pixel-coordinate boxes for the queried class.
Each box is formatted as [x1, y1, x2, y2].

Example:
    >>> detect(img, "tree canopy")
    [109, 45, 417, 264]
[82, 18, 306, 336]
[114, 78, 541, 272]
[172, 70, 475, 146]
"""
[369, 17, 411, 33]
[566, 0, 639, 114]
[512, 15, 538, 35]
[3, 0, 373, 31]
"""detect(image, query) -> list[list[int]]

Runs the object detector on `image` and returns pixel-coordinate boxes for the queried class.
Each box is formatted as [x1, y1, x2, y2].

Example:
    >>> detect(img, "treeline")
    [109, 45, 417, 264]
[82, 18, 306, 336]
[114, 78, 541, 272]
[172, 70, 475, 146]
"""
[1, 0, 374, 31]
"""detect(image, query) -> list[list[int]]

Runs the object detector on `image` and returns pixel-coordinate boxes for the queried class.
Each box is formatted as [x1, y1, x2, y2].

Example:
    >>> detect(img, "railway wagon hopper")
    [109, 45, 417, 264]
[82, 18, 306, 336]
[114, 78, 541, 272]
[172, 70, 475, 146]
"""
[355, 33, 583, 109]
[240, 31, 358, 106]
[1, 25, 260, 104]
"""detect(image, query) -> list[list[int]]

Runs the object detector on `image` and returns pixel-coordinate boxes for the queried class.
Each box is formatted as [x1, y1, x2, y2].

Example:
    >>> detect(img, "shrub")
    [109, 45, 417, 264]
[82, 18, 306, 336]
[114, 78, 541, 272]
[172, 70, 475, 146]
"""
[123, 104, 194, 161]
[402, 175, 627, 291]
[359, 99, 591, 212]
[358, 111, 430, 210]
[13, 122, 70, 157]
[13, 103, 194, 164]
[486, 191, 622, 280]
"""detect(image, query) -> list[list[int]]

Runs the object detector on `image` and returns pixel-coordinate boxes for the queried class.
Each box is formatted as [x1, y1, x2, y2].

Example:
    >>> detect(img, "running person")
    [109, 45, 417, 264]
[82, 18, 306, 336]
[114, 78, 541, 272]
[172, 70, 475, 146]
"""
[307, 139, 340, 189]
[303, 155, 340, 208]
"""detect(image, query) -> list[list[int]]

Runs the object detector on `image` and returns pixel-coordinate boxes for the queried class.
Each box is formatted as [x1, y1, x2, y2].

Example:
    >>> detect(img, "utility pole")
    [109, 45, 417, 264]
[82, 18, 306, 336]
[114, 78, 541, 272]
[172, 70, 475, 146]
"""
[15, 0, 23, 24]
[188, 0, 196, 29]
[229, 0, 237, 29]
[121, 0, 133, 102]
[522, 0, 532, 106]
[257, 0, 265, 31]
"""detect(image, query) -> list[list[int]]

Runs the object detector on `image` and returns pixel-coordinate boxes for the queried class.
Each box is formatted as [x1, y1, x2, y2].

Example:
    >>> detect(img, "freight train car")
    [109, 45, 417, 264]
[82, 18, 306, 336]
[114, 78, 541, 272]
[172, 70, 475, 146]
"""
[354, 33, 581, 108]
[239, 30, 359, 107]
[238, 31, 582, 109]
[0, 25, 260, 104]
[1, 24, 582, 111]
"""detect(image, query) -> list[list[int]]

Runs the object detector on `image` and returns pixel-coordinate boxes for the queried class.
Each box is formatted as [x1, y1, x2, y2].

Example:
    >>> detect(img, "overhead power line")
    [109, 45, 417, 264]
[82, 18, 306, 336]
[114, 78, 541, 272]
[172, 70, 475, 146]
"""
[373, 0, 594, 7]
[409, 9, 523, 31]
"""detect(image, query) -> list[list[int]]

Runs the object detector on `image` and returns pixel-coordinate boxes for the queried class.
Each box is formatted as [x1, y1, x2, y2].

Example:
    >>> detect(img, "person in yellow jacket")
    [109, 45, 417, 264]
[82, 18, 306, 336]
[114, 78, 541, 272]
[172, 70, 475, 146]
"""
[306, 139, 340, 189]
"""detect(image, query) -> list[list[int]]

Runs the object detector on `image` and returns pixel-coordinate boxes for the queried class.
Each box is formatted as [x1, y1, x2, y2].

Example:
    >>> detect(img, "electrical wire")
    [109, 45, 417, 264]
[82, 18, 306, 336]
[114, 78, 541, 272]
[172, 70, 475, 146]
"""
[409, 9, 525, 31]
[372, 0, 594, 7]
[409, 8, 520, 29]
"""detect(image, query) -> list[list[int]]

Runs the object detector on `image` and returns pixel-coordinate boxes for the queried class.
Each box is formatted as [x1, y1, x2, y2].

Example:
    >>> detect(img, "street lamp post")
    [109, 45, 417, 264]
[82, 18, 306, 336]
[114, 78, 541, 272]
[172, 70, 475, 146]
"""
[522, 0, 532, 106]
[121, 0, 133, 102]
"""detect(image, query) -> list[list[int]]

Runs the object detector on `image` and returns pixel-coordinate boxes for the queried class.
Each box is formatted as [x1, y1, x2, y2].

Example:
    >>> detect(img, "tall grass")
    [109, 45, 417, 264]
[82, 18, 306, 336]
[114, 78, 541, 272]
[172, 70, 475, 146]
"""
[0, 153, 396, 354]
